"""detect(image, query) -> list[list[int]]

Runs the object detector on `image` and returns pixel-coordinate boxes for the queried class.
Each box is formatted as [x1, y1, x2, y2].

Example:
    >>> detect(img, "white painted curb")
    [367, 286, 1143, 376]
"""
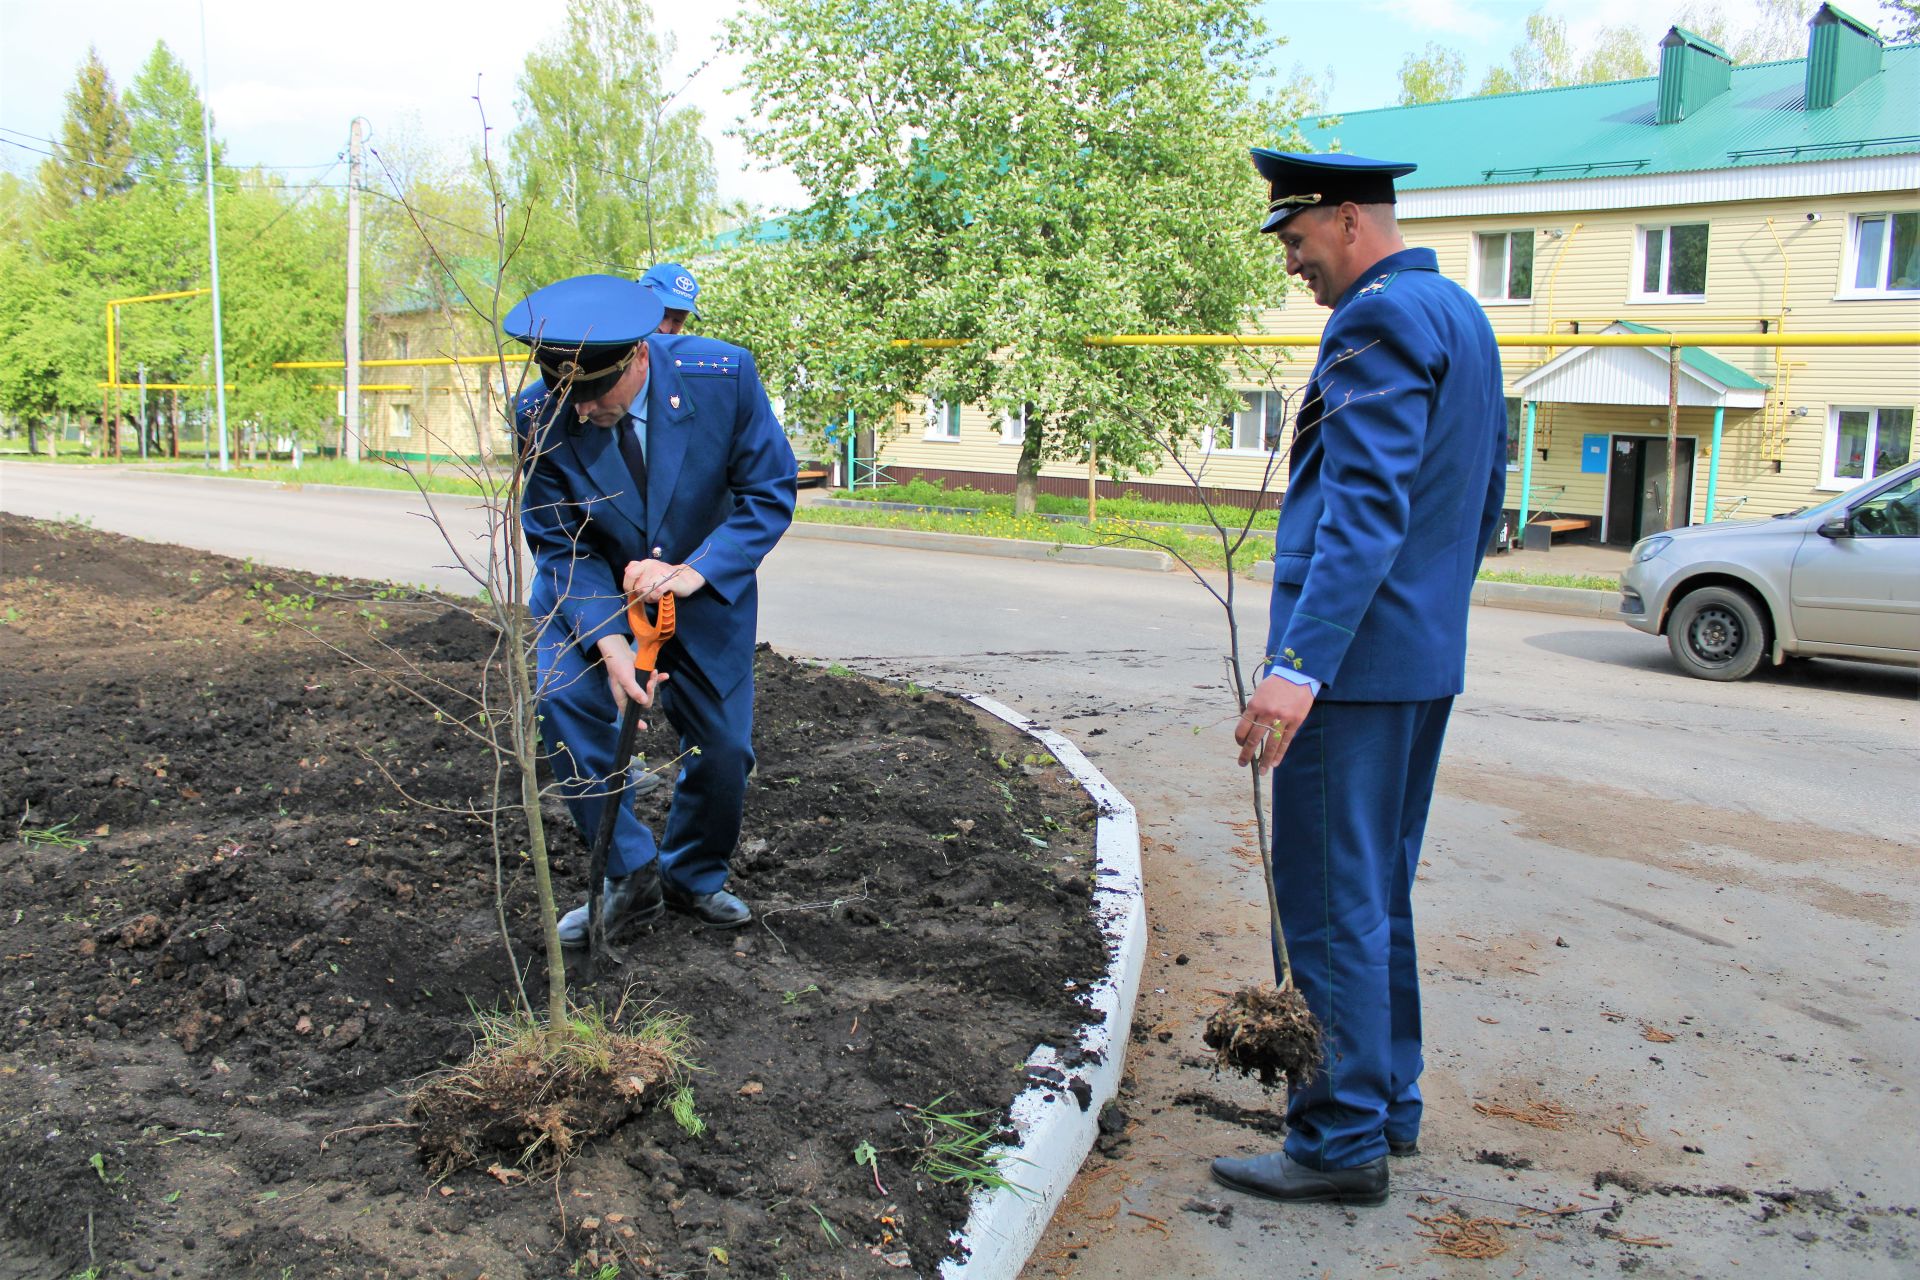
[940, 694, 1146, 1280]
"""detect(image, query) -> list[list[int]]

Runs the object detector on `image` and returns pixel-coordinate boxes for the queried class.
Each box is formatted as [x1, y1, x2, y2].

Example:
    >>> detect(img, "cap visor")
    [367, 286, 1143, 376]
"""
[1260, 206, 1302, 233]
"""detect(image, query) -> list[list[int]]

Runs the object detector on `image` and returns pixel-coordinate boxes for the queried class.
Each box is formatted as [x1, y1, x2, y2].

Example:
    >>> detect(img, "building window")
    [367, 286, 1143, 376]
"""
[392, 403, 414, 439]
[923, 398, 961, 441]
[1825, 406, 1913, 488]
[393, 332, 410, 360]
[1217, 390, 1284, 453]
[1001, 404, 1028, 445]
[1636, 223, 1708, 299]
[1849, 212, 1919, 294]
[1474, 230, 1534, 303]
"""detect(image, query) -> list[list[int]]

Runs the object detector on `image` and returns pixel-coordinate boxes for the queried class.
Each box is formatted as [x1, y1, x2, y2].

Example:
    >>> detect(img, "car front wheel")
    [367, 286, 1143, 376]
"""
[1666, 585, 1769, 681]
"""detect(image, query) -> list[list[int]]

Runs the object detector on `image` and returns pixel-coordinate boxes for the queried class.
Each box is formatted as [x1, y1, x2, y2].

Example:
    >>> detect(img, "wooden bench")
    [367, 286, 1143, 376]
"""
[1522, 517, 1592, 551]
[796, 466, 830, 488]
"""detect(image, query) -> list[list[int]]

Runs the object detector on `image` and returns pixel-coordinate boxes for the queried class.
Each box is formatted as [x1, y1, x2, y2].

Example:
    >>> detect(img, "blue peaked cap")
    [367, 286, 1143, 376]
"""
[502, 274, 665, 401]
[1250, 150, 1417, 233]
[640, 262, 700, 314]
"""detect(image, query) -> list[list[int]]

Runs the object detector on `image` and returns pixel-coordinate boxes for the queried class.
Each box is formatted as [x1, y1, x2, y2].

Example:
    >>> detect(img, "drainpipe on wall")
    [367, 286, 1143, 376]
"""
[1706, 403, 1725, 521]
[1519, 401, 1537, 533]
[1666, 345, 1682, 530]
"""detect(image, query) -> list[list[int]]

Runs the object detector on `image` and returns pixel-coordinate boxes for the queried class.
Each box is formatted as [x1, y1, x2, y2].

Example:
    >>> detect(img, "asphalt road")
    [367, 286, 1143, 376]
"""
[5, 462, 1917, 1279]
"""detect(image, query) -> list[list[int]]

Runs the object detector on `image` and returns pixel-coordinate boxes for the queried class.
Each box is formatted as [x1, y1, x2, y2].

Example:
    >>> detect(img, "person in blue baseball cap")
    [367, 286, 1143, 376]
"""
[640, 262, 699, 334]
[1209, 153, 1508, 1208]
[505, 272, 797, 939]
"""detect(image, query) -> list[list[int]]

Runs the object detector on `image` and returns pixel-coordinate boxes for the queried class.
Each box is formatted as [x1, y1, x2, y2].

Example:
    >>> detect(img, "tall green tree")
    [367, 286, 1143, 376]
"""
[1883, 0, 1920, 42]
[508, 0, 719, 283]
[1680, 0, 1816, 61]
[219, 177, 347, 446]
[1578, 26, 1656, 82]
[1397, 42, 1467, 104]
[719, 0, 1291, 516]
[1478, 13, 1651, 94]
[40, 47, 134, 208]
[126, 41, 220, 190]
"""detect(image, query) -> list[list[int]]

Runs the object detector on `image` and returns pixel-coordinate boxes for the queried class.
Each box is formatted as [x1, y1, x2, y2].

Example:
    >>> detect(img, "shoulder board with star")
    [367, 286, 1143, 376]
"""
[1353, 271, 1398, 300]
[671, 351, 741, 378]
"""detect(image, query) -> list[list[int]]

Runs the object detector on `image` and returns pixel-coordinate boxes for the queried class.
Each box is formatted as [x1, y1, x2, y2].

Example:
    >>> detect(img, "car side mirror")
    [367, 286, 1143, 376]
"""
[1817, 516, 1851, 539]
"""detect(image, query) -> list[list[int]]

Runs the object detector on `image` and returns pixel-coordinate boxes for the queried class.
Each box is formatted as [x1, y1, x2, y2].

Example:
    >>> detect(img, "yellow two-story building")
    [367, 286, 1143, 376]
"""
[874, 5, 1918, 545]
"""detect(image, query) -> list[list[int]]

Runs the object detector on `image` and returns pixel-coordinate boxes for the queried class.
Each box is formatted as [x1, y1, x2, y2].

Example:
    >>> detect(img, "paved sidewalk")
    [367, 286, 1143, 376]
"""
[1489, 540, 1629, 581]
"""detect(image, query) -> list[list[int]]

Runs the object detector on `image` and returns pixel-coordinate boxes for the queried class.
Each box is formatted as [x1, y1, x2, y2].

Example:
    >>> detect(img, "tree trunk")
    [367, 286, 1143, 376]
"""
[506, 584, 568, 1027]
[25, 422, 37, 456]
[169, 391, 179, 458]
[1012, 421, 1045, 517]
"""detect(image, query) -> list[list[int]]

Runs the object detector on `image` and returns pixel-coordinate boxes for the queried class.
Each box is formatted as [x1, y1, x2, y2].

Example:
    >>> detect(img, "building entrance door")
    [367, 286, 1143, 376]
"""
[1606, 435, 1696, 545]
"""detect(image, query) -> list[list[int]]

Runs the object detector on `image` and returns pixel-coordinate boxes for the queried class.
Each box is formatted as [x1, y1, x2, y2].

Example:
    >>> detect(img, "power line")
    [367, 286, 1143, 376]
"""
[1, 126, 345, 190]
[1, 126, 237, 189]
[232, 155, 344, 251]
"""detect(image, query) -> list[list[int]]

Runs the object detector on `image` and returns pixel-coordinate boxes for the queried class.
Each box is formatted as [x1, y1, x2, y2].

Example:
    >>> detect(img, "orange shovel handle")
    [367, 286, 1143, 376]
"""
[626, 589, 677, 674]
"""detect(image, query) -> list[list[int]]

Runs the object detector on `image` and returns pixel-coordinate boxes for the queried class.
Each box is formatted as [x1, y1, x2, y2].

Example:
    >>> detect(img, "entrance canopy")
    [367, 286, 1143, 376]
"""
[1513, 321, 1769, 409]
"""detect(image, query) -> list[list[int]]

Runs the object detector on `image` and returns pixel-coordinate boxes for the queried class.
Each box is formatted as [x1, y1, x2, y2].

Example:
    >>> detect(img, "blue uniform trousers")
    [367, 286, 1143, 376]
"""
[536, 631, 754, 896]
[1269, 696, 1453, 1171]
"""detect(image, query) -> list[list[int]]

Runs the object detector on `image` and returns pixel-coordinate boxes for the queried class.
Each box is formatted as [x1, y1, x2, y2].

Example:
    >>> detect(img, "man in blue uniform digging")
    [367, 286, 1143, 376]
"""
[1213, 151, 1508, 1206]
[506, 274, 796, 937]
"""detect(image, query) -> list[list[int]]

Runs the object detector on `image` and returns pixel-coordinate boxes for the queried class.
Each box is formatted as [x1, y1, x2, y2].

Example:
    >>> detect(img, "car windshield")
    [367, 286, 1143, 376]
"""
[1774, 461, 1920, 520]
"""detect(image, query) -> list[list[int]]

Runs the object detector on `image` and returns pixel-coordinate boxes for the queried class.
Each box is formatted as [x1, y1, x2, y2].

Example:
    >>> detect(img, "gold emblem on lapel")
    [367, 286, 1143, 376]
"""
[669, 394, 681, 409]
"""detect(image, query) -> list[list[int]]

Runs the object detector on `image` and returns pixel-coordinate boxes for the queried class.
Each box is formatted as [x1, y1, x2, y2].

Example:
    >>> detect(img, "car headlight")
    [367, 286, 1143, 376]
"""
[1631, 535, 1672, 564]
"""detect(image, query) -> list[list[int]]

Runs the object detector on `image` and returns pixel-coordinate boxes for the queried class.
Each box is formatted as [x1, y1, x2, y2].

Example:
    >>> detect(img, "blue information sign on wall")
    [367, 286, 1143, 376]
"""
[1581, 434, 1608, 474]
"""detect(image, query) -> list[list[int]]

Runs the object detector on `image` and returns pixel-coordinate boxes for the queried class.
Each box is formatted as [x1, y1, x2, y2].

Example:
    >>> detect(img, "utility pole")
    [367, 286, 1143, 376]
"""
[137, 364, 149, 460]
[345, 117, 366, 465]
[199, 1, 230, 472]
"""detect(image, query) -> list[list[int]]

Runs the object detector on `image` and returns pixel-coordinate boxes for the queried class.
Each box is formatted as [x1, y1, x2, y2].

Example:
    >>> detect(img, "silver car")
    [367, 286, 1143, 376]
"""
[1620, 458, 1920, 680]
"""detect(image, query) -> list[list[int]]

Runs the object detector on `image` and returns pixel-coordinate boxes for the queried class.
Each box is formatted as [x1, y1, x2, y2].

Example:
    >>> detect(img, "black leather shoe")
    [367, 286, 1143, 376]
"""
[664, 883, 751, 928]
[1388, 1137, 1419, 1158]
[557, 863, 665, 946]
[1210, 1151, 1389, 1206]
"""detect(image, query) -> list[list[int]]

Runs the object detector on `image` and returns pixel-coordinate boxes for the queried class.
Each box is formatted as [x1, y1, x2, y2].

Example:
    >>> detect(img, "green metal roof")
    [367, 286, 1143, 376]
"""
[1613, 320, 1770, 390]
[1300, 41, 1918, 189]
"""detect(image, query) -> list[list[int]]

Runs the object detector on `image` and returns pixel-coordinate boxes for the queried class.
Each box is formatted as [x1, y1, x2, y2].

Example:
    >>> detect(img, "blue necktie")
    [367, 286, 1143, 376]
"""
[616, 413, 647, 501]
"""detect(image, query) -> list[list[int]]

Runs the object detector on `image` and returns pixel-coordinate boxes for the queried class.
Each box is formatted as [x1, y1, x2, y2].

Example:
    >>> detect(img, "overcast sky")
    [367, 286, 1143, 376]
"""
[0, 0, 1819, 215]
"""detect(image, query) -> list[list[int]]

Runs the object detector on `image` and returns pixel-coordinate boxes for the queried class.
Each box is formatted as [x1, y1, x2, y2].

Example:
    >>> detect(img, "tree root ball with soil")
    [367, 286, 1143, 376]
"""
[411, 1004, 690, 1177]
[1204, 984, 1324, 1088]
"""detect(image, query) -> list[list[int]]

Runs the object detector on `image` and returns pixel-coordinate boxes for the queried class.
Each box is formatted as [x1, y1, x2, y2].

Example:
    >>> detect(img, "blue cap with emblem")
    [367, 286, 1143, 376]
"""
[1249, 150, 1417, 234]
[640, 262, 700, 316]
[502, 274, 665, 402]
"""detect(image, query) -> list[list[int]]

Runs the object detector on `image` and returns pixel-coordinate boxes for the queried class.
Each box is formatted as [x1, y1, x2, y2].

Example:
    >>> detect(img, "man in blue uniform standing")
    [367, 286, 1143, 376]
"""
[505, 274, 796, 936]
[1211, 152, 1507, 1206]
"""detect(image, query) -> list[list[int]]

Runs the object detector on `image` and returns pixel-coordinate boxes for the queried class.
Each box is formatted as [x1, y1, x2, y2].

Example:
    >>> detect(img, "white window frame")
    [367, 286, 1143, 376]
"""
[922, 397, 961, 442]
[1631, 222, 1710, 302]
[1000, 404, 1027, 445]
[1838, 211, 1920, 299]
[391, 402, 414, 439]
[1820, 405, 1915, 491]
[1209, 389, 1286, 456]
[1472, 229, 1534, 305]
[393, 331, 410, 360]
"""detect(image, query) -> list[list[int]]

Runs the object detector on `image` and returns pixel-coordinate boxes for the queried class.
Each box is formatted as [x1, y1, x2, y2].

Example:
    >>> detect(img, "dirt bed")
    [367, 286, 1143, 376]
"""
[0, 514, 1107, 1280]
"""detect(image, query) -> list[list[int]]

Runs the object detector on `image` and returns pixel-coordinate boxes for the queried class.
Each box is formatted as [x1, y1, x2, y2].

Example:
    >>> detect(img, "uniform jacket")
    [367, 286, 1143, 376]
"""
[1265, 247, 1507, 703]
[516, 332, 797, 696]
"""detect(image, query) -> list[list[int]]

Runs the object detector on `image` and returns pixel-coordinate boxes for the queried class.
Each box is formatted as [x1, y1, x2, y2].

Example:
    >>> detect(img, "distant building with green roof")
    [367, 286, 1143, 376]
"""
[880, 4, 1917, 542]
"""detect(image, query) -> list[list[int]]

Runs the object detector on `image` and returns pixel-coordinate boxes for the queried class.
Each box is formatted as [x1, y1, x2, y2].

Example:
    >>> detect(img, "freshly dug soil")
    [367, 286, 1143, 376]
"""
[0, 514, 1106, 1280]
[1203, 984, 1324, 1088]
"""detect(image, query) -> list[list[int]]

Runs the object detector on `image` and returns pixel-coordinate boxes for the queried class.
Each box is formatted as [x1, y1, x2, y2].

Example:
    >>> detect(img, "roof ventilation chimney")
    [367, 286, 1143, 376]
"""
[1656, 27, 1734, 124]
[1804, 3, 1883, 109]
